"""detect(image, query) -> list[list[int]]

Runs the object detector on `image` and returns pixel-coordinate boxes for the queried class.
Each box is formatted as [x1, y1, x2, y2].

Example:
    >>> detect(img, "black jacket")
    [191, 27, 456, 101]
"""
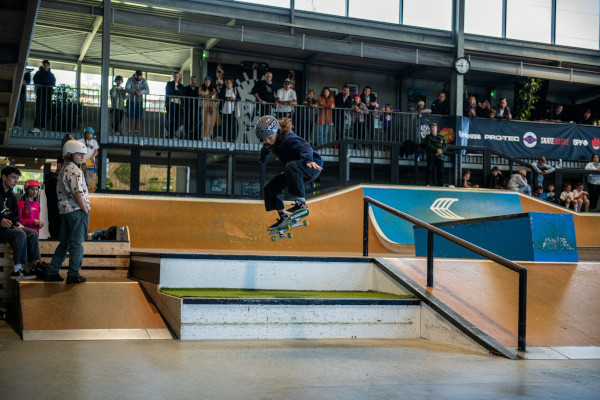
[0, 187, 19, 225]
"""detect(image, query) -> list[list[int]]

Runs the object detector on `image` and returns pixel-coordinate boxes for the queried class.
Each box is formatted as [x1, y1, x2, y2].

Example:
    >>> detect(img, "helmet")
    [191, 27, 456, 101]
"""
[24, 180, 41, 190]
[255, 115, 279, 140]
[83, 127, 95, 134]
[63, 139, 87, 156]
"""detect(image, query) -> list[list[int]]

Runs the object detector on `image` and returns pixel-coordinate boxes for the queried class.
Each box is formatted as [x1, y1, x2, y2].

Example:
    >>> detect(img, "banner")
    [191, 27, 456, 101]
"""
[419, 115, 600, 160]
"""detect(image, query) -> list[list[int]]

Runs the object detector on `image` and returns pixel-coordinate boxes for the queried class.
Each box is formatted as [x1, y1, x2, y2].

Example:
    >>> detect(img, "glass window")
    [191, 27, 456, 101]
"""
[106, 149, 131, 192]
[506, 0, 552, 43]
[140, 150, 173, 193]
[465, 0, 503, 37]
[403, 0, 452, 30]
[295, 0, 346, 16]
[235, 0, 290, 8]
[170, 152, 197, 194]
[349, 0, 400, 23]
[556, 0, 600, 49]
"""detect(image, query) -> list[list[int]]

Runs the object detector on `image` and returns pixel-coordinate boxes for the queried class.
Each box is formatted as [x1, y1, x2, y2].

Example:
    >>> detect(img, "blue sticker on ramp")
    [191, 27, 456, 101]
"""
[363, 187, 524, 244]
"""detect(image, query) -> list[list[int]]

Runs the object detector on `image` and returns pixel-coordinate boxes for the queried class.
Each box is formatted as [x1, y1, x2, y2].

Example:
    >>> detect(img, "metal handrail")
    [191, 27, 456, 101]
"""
[362, 196, 527, 352]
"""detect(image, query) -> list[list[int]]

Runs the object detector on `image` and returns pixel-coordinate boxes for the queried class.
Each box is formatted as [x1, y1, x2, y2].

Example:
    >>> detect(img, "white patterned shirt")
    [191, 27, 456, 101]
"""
[57, 162, 90, 214]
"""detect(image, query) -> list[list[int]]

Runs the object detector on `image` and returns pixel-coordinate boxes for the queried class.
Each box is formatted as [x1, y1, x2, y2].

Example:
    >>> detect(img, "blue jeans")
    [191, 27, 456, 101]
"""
[264, 160, 321, 211]
[48, 210, 89, 278]
[535, 167, 555, 187]
[0, 226, 40, 266]
[317, 124, 330, 146]
[518, 185, 532, 196]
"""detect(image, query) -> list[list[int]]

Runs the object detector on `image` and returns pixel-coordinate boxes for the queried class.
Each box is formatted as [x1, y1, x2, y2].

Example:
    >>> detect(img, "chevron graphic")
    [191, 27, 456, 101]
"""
[429, 198, 464, 220]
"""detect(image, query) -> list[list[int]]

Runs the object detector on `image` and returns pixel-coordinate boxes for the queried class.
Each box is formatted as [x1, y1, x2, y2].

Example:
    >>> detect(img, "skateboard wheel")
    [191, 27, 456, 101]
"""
[286, 224, 292, 231]
[303, 220, 309, 227]
[271, 236, 277, 242]
[288, 232, 293, 239]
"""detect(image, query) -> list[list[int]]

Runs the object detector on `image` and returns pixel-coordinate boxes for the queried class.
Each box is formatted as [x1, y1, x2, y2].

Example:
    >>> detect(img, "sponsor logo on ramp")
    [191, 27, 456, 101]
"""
[430, 198, 464, 220]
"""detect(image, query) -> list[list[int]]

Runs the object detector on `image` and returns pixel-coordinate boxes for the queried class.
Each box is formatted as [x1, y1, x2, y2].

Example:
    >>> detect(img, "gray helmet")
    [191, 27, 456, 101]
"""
[255, 115, 279, 140]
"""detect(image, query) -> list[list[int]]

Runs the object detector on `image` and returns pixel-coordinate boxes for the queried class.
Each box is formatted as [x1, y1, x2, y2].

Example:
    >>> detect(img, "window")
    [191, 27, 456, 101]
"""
[403, 0, 452, 30]
[105, 149, 131, 191]
[295, 0, 346, 16]
[235, 0, 290, 8]
[556, 0, 600, 49]
[349, 0, 400, 23]
[465, 0, 503, 37]
[506, 0, 552, 43]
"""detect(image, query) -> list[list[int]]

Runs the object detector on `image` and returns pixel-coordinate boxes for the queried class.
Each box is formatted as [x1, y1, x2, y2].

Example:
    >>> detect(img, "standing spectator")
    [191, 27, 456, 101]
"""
[431, 91, 449, 115]
[184, 76, 200, 139]
[30, 60, 56, 134]
[464, 95, 477, 117]
[487, 166, 505, 189]
[45, 156, 64, 240]
[585, 154, 600, 210]
[578, 109, 594, 125]
[360, 86, 378, 140]
[251, 71, 275, 116]
[531, 155, 560, 188]
[495, 98, 512, 120]
[218, 77, 241, 142]
[125, 70, 149, 135]
[351, 94, 368, 142]
[275, 78, 297, 120]
[165, 72, 185, 138]
[380, 104, 393, 141]
[572, 183, 590, 212]
[79, 127, 99, 189]
[110, 76, 126, 135]
[560, 183, 575, 210]
[14, 68, 32, 128]
[199, 76, 218, 141]
[476, 100, 491, 118]
[299, 89, 318, 141]
[415, 101, 431, 115]
[0, 166, 49, 279]
[18, 180, 44, 234]
[507, 169, 531, 195]
[424, 122, 447, 186]
[46, 140, 91, 284]
[334, 85, 353, 140]
[317, 87, 335, 146]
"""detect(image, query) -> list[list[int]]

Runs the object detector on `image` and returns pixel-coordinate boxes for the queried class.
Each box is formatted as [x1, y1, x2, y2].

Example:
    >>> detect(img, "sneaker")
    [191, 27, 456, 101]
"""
[66, 275, 87, 284]
[285, 201, 309, 219]
[11, 269, 36, 280]
[267, 216, 290, 232]
[29, 127, 40, 134]
[45, 272, 64, 282]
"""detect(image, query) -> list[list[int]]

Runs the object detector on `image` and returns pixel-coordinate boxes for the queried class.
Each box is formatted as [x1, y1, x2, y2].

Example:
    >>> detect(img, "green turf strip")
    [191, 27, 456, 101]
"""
[160, 288, 413, 299]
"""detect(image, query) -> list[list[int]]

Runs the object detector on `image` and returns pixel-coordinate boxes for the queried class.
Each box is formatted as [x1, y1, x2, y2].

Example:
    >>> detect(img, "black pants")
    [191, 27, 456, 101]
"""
[34, 87, 52, 129]
[264, 160, 321, 211]
[589, 183, 600, 210]
[167, 103, 181, 138]
[112, 109, 123, 134]
[427, 158, 444, 186]
[221, 113, 237, 142]
[14, 91, 26, 127]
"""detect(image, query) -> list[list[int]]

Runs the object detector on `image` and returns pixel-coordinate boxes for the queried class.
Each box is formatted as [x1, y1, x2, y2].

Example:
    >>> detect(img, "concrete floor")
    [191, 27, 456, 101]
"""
[1, 321, 599, 400]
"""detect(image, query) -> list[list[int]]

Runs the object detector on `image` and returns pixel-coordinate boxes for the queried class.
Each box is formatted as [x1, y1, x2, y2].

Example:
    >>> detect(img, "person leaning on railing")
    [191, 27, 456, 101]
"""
[317, 87, 335, 146]
[165, 72, 185, 139]
[585, 153, 600, 210]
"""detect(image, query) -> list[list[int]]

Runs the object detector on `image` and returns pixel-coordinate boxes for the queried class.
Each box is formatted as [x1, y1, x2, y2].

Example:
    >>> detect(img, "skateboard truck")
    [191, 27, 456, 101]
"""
[269, 219, 309, 242]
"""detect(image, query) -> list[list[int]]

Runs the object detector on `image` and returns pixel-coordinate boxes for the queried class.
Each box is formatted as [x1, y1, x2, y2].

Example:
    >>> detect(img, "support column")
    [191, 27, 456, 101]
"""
[98, 0, 111, 192]
[190, 48, 204, 80]
[75, 61, 82, 102]
[450, 0, 465, 117]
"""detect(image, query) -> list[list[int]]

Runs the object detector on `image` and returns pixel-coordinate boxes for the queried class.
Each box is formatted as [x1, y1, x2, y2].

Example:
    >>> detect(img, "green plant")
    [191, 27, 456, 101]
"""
[52, 84, 83, 132]
[514, 78, 543, 121]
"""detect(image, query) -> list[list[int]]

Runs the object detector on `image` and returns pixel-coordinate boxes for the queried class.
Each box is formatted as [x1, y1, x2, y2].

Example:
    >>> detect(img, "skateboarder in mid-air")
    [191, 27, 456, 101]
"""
[256, 115, 323, 232]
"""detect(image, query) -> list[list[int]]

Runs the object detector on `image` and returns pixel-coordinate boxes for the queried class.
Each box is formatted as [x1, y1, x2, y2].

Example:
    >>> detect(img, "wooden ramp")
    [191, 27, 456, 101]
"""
[18, 279, 171, 341]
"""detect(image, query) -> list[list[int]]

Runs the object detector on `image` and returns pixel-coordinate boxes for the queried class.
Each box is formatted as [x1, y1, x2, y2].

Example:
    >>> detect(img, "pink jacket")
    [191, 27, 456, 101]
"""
[18, 199, 41, 233]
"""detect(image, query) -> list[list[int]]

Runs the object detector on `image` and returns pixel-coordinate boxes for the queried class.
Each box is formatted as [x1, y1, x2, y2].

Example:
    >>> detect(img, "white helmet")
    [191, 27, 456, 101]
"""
[255, 115, 279, 140]
[63, 139, 87, 156]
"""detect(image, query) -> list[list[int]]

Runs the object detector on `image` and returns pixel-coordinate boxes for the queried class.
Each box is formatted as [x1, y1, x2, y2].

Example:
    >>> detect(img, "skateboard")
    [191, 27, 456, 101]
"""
[268, 209, 309, 242]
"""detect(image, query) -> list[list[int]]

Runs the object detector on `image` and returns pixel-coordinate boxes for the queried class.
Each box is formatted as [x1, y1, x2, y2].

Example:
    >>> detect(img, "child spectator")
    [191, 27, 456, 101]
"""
[545, 183, 559, 204]
[487, 166, 505, 189]
[533, 186, 546, 199]
[488, 108, 497, 119]
[531, 156, 561, 187]
[18, 180, 44, 234]
[380, 104, 393, 140]
[572, 182, 590, 213]
[560, 183, 575, 211]
[462, 169, 478, 188]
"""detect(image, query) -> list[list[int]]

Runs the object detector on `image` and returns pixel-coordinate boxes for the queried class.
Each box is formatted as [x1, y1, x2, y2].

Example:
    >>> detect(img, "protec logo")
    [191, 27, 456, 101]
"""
[593, 138, 600, 151]
[523, 132, 537, 148]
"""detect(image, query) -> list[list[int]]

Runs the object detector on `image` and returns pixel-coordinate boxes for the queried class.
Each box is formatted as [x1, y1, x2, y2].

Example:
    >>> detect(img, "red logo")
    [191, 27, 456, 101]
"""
[593, 138, 600, 151]
[440, 127, 455, 143]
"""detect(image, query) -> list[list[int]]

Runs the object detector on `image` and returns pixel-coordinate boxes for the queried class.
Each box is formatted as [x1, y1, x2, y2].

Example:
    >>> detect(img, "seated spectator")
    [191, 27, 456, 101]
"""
[462, 169, 478, 188]
[531, 156, 561, 188]
[507, 169, 531, 195]
[431, 91, 449, 115]
[551, 105, 569, 123]
[560, 183, 575, 211]
[487, 166, 505, 189]
[578, 109, 594, 125]
[545, 183, 559, 205]
[476, 99, 491, 118]
[533, 186, 546, 199]
[572, 182, 590, 213]
[18, 180, 44, 234]
[495, 98, 512, 120]
[0, 166, 49, 279]
[585, 153, 600, 210]
[464, 95, 477, 117]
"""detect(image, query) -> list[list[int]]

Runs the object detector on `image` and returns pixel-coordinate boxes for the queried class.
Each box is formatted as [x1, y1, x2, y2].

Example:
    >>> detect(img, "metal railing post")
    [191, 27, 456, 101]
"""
[427, 230, 434, 287]
[363, 201, 369, 256]
[518, 269, 527, 352]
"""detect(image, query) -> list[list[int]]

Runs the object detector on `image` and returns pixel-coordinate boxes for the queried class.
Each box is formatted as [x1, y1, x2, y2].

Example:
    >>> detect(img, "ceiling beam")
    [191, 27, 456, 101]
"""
[77, 15, 103, 63]
[205, 18, 235, 51]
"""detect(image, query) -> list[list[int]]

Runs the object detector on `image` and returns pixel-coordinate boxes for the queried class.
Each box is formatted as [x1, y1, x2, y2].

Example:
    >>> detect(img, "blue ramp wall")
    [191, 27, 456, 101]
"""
[363, 187, 524, 245]
[413, 212, 578, 262]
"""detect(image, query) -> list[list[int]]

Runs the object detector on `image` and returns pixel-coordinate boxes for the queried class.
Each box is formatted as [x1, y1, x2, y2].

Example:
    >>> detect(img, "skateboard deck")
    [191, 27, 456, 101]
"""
[268, 208, 310, 242]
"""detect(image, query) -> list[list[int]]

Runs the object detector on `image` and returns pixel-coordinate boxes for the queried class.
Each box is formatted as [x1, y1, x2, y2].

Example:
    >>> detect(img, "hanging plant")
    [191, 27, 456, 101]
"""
[514, 77, 543, 121]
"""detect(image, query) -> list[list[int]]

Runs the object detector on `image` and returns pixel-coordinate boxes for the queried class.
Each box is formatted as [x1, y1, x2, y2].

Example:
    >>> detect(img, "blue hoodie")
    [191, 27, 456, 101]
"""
[259, 132, 323, 167]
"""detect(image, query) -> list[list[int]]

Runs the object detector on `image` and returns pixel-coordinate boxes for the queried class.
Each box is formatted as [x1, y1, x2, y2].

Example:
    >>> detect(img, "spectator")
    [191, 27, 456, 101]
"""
[545, 183, 559, 204]
[361, 86, 378, 140]
[350, 94, 368, 143]
[560, 183, 575, 211]
[30, 60, 56, 134]
[531, 155, 561, 188]
[0, 166, 49, 279]
[300, 89, 318, 142]
[431, 91, 449, 115]
[165, 72, 185, 138]
[551, 105, 569, 122]
[199, 76, 218, 141]
[415, 101, 431, 115]
[464, 95, 477, 117]
[507, 169, 531, 195]
[110, 75, 126, 135]
[184, 76, 200, 139]
[317, 87, 335, 146]
[275, 78, 297, 120]
[380, 104, 393, 140]
[476, 99, 491, 118]
[585, 154, 600, 210]
[424, 122, 447, 186]
[488, 108, 497, 119]
[218, 77, 241, 142]
[251, 71, 275, 116]
[45, 140, 91, 284]
[14, 68, 32, 129]
[18, 180, 44, 234]
[578, 109, 594, 125]
[79, 127, 99, 189]
[572, 182, 590, 212]
[533, 186, 545, 198]
[487, 166, 505, 189]
[495, 98, 512, 120]
[334, 85, 353, 140]
[462, 169, 478, 188]
[45, 156, 64, 240]
[125, 70, 149, 135]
